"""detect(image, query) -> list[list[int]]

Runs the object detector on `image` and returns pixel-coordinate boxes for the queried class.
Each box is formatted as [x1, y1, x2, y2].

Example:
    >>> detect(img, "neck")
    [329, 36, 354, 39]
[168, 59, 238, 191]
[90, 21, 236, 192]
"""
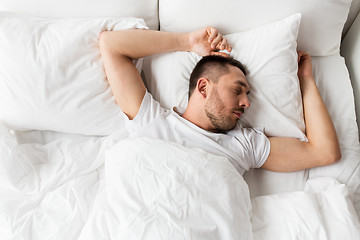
[182, 99, 217, 133]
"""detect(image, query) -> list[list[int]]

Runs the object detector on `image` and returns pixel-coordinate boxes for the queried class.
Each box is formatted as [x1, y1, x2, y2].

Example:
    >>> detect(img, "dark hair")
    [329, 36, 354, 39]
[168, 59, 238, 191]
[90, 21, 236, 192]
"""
[188, 55, 246, 98]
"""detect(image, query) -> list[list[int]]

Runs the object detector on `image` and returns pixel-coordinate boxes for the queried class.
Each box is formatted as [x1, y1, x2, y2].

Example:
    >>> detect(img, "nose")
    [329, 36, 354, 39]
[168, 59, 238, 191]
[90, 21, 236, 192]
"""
[240, 95, 250, 109]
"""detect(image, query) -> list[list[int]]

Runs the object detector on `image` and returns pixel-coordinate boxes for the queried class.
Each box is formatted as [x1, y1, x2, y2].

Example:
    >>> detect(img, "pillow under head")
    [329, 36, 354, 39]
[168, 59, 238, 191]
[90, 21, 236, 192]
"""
[144, 13, 307, 140]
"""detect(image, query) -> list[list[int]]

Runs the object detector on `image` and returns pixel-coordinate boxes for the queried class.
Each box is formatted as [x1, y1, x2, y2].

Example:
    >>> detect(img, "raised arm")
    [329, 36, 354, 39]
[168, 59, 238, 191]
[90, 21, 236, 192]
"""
[99, 27, 231, 119]
[261, 51, 341, 172]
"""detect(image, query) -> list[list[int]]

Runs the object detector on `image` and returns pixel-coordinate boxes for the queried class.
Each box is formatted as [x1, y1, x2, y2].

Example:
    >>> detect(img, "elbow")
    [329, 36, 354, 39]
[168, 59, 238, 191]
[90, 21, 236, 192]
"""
[311, 138, 341, 167]
[98, 31, 107, 50]
[98, 31, 130, 58]
[323, 147, 341, 166]
[332, 148, 342, 163]
[98, 31, 112, 54]
[330, 140, 342, 164]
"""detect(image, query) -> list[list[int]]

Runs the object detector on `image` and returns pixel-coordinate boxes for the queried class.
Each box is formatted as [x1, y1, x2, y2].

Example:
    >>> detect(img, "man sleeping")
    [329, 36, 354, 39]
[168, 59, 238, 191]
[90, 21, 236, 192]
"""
[99, 26, 340, 174]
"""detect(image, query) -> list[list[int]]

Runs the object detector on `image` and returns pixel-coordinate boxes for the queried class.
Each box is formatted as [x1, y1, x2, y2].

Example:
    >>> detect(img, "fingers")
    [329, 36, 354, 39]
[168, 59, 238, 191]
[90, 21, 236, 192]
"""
[297, 50, 304, 63]
[211, 51, 230, 58]
[207, 27, 218, 43]
[297, 50, 311, 63]
[218, 38, 232, 52]
[211, 34, 223, 49]
[207, 26, 232, 52]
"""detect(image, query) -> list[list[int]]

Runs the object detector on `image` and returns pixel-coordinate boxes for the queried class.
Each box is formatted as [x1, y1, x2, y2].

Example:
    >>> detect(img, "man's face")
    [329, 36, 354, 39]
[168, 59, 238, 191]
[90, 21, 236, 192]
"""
[204, 66, 250, 132]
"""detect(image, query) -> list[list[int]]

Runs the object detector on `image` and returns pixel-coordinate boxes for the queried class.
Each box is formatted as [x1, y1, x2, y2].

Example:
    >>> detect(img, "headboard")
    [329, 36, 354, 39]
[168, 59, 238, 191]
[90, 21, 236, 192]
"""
[0, 0, 159, 30]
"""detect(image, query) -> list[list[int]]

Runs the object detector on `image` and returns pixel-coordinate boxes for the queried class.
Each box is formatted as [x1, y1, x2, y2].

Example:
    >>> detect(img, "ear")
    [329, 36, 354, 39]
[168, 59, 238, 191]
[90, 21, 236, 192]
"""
[196, 78, 209, 98]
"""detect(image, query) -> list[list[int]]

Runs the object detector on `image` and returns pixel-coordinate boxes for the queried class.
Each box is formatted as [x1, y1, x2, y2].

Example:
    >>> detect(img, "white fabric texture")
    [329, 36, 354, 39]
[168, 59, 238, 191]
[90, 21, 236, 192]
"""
[122, 91, 270, 175]
[159, 0, 352, 56]
[0, 0, 359, 238]
[0, 12, 147, 135]
[0, 122, 127, 239]
[251, 177, 360, 240]
[144, 13, 306, 140]
[0, 0, 159, 29]
[309, 54, 360, 182]
[245, 54, 360, 200]
[341, 12, 360, 141]
[79, 137, 253, 240]
[309, 54, 360, 219]
[1, 125, 359, 239]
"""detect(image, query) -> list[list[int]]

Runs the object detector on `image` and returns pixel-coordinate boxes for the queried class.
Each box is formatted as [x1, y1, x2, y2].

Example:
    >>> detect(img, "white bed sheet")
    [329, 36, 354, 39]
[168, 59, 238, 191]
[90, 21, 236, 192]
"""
[1, 129, 359, 239]
[1, 54, 360, 239]
[252, 177, 360, 240]
[0, 125, 128, 239]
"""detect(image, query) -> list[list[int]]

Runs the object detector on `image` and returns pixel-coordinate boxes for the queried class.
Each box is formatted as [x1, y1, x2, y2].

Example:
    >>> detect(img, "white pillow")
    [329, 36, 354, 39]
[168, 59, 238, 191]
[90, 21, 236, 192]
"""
[144, 13, 306, 140]
[0, 0, 159, 29]
[0, 11, 147, 135]
[159, 0, 352, 56]
[309, 54, 360, 183]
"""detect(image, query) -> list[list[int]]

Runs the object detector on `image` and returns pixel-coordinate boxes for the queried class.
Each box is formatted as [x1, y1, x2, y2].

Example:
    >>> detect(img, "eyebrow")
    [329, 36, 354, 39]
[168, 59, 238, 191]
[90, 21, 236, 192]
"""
[234, 80, 251, 94]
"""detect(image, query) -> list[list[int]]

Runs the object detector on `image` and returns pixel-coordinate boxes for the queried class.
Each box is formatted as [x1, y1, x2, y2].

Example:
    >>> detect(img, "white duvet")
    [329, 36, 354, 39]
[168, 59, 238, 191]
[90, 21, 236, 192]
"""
[1, 126, 359, 240]
[80, 138, 253, 240]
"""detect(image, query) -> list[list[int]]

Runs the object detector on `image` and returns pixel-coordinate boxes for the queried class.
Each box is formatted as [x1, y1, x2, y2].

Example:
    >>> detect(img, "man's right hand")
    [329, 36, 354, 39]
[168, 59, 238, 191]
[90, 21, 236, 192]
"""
[188, 26, 232, 57]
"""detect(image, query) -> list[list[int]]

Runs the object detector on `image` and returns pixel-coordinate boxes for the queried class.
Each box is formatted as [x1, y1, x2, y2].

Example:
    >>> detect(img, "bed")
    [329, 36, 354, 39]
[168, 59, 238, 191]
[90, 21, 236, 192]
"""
[0, 0, 360, 239]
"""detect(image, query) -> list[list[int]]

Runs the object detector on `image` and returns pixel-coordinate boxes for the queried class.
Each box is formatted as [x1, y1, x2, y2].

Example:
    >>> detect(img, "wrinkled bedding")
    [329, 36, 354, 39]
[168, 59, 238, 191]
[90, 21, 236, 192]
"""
[0, 1, 359, 239]
[1, 128, 359, 239]
[252, 178, 360, 240]
[0, 123, 122, 239]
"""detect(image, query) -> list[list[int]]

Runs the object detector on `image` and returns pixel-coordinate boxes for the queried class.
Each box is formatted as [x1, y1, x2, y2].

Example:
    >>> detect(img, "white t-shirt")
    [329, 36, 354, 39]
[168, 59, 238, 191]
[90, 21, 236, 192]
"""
[122, 91, 270, 175]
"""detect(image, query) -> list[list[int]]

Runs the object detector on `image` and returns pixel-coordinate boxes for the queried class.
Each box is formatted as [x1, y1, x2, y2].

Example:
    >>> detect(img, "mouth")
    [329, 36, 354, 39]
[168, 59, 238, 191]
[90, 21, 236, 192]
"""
[233, 111, 243, 119]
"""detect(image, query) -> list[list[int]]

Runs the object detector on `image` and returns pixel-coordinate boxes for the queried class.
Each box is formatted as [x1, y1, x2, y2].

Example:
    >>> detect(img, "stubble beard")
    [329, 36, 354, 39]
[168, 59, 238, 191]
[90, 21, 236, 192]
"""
[204, 88, 238, 133]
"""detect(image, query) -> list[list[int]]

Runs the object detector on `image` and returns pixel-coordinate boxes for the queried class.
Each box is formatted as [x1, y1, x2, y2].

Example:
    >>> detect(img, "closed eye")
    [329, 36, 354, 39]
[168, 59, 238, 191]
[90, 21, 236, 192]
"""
[234, 88, 242, 94]
[234, 80, 250, 95]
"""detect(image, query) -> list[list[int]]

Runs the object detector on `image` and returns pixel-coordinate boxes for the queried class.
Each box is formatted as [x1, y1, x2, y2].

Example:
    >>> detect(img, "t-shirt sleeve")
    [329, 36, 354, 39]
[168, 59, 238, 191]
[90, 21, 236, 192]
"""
[121, 90, 166, 134]
[237, 128, 270, 169]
